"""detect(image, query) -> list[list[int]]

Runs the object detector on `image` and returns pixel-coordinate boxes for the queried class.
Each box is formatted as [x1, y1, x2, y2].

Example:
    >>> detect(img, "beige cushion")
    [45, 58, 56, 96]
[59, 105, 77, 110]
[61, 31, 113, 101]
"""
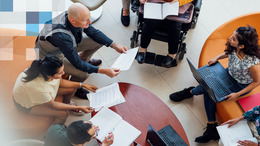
[71, 0, 107, 11]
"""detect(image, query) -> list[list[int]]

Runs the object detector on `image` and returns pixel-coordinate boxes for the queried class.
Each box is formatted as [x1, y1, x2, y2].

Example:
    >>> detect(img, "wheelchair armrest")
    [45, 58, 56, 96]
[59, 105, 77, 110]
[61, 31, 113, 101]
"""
[193, 0, 202, 11]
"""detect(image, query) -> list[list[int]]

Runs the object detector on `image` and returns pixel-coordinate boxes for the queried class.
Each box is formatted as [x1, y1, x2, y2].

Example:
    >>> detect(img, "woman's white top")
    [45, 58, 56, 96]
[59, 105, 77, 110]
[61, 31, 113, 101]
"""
[13, 72, 60, 108]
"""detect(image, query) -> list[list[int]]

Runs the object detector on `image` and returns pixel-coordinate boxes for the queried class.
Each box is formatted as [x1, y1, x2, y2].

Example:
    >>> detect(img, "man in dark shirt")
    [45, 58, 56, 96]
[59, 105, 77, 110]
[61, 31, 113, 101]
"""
[44, 120, 114, 146]
[36, 3, 128, 83]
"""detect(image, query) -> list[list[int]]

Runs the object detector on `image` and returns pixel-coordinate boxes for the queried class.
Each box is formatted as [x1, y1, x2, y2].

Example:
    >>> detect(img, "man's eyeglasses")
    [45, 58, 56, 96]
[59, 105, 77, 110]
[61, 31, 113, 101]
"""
[89, 121, 99, 138]
[94, 129, 99, 137]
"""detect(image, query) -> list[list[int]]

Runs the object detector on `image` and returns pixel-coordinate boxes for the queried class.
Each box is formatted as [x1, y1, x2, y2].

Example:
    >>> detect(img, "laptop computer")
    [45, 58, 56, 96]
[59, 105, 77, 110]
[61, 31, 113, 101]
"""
[146, 124, 187, 146]
[186, 58, 242, 103]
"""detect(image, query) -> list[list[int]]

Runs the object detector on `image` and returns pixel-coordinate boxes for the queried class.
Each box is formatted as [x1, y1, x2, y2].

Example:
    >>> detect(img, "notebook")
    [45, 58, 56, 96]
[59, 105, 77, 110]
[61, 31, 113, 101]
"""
[89, 108, 141, 146]
[238, 92, 260, 112]
[187, 58, 242, 103]
[144, 2, 179, 20]
[146, 124, 187, 146]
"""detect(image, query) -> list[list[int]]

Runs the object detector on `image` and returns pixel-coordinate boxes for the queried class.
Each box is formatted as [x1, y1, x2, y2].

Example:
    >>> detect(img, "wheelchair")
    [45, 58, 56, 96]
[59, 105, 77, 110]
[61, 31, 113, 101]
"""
[130, 0, 202, 67]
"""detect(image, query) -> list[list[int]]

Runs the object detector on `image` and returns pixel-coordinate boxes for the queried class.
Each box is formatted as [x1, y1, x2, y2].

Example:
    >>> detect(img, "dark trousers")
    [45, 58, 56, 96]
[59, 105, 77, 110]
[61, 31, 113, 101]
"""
[140, 17, 181, 54]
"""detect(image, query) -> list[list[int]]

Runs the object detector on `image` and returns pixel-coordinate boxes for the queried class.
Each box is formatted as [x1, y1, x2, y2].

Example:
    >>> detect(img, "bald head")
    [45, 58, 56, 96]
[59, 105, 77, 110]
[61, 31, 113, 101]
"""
[67, 3, 91, 28]
[68, 3, 90, 20]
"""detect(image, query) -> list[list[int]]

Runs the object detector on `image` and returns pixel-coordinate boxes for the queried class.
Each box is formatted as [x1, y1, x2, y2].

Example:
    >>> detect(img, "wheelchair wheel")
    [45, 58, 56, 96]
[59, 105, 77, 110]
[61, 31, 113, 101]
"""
[131, 39, 136, 48]
[179, 43, 186, 60]
[130, 31, 137, 48]
[191, 21, 197, 29]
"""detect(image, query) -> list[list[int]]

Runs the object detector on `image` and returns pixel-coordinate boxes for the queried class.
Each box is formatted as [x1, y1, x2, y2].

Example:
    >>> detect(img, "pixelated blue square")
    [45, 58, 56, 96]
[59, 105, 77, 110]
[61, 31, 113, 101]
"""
[26, 24, 39, 36]
[26, 12, 39, 24]
[39, 12, 52, 24]
[0, 0, 13, 12]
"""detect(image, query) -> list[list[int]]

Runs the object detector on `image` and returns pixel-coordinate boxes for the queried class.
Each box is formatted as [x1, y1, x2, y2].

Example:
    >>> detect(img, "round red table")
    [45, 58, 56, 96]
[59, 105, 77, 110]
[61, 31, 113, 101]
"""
[93, 82, 189, 146]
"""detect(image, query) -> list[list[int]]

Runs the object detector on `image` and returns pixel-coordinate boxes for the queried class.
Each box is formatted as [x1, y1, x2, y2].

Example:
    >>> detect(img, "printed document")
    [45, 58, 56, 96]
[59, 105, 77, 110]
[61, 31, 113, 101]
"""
[217, 120, 258, 146]
[89, 108, 141, 146]
[144, 2, 179, 20]
[88, 83, 125, 111]
[111, 47, 138, 70]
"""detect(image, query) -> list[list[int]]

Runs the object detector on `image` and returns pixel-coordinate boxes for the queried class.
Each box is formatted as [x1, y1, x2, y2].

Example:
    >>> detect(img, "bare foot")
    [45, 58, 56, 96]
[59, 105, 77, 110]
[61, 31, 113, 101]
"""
[122, 9, 129, 16]
[168, 54, 176, 59]
[138, 47, 147, 53]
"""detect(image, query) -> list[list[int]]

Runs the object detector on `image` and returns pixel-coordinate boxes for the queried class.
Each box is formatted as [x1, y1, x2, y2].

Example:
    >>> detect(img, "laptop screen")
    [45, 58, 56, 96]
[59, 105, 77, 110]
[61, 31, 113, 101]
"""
[186, 58, 217, 102]
[146, 125, 167, 146]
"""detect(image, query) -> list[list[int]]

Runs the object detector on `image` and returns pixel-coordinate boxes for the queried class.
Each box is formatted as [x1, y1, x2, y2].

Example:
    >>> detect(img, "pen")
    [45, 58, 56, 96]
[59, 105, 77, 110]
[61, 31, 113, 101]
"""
[108, 132, 113, 139]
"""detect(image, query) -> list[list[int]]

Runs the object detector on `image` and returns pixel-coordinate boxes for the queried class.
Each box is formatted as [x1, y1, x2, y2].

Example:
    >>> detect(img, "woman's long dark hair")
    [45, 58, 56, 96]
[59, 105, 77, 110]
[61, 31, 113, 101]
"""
[224, 25, 260, 58]
[22, 56, 63, 82]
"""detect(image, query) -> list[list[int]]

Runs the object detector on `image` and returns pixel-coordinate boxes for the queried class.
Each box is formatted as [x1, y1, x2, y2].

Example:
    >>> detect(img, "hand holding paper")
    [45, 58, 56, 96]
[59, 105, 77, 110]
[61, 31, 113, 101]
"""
[82, 84, 98, 92]
[98, 68, 120, 78]
[102, 132, 114, 146]
[237, 139, 258, 146]
[78, 106, 94, 114]
[88, 83, 125, 111]
[220, 116, 244, 128]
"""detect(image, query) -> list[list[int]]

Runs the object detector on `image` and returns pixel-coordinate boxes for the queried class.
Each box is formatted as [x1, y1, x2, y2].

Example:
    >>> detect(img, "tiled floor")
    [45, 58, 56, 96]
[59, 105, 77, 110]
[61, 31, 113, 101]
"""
[79, 0, 260, 145]
[1, 0, 260, 145]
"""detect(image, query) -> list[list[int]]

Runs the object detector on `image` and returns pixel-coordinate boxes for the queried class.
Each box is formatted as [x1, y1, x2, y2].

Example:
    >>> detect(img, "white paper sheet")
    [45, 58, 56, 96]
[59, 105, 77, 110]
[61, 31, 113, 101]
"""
[88, 83, 125, 111]
[144, 2, 163, 20]
[217, 120, 257, 146]
[162, 2, 179, 18]
[111, 47, 138, 71]
[144, 2, 179, 20]
[111, 120, 142, 146]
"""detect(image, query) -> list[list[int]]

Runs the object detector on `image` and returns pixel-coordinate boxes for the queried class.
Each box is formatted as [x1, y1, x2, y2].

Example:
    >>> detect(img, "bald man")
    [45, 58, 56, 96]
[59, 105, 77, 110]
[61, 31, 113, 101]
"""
[35, 3, 127, 98]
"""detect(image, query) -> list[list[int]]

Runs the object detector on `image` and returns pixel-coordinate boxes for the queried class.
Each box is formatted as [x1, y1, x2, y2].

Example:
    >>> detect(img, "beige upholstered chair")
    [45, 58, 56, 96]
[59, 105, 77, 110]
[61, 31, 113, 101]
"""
[71, 0, 107, 23]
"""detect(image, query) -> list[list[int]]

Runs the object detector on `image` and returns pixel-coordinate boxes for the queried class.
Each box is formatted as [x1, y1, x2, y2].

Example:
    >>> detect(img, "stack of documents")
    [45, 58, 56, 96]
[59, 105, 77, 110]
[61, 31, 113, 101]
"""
[90, 108, 141, 146]
[88, 82, 126, 111]
[111, 47, 138, 71]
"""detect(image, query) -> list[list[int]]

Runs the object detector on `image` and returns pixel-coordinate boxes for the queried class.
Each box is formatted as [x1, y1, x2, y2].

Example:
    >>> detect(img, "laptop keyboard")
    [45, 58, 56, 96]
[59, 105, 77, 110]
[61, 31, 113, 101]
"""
[199, 69, 230, 97]
[159, 131, 176, 146]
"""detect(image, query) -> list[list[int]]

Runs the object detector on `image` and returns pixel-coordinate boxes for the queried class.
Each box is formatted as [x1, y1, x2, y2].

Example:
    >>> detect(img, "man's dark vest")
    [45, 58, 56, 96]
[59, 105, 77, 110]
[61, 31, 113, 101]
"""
[36, 12, 83, 59]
